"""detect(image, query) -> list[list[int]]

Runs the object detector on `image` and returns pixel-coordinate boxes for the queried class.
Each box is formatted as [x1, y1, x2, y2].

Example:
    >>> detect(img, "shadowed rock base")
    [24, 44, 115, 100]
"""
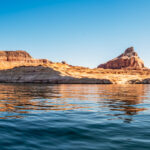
[0, 65, 149, 84]
[0, 66, 112, 84]
[128, 78, 150, 84]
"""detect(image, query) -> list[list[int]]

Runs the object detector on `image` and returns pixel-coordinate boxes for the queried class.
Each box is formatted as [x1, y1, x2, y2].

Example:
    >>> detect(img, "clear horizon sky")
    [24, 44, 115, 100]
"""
[0, 0, 150, 68]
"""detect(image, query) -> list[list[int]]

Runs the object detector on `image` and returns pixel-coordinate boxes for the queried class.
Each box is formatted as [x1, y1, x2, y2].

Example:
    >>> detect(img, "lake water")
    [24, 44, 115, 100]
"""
[0, 84, 150, 150]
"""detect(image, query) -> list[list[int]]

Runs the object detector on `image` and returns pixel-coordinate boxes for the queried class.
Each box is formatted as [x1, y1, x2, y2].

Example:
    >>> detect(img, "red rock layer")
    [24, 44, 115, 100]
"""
[97, 47, 145, 69]
[0, 50, 51, 70]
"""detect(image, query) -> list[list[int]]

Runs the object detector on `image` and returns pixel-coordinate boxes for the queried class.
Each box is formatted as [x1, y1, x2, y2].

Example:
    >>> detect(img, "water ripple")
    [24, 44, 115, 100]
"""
[0, 84, 149, 149]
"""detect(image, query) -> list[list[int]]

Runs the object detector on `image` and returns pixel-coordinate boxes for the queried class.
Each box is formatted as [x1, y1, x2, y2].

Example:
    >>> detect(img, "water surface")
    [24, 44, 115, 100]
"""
[0, 84, 150, 150]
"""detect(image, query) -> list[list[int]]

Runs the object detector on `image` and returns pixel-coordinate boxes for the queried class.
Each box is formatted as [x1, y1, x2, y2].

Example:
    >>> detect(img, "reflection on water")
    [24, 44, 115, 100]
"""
[0, 84, 149, 121]
[1, 84, 150, 150]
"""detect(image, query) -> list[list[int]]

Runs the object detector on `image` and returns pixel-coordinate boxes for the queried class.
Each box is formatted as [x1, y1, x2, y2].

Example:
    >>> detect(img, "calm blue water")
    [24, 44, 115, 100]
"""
[0, 84, 150, 150]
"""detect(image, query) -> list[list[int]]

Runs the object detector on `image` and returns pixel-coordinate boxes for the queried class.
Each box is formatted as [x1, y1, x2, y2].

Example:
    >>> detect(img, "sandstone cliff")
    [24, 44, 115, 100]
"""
[0, 49, 149, 84]
[97, 47, 145, 69]
[0, 50, 51, 70]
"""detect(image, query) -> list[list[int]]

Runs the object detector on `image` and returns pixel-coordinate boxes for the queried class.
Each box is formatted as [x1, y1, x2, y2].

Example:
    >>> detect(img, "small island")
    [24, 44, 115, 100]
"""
[0, 47, 149, 84]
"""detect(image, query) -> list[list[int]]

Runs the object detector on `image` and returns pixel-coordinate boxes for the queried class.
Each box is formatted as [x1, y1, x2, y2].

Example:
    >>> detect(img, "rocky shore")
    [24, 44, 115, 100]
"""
[0, 66, 112, 84]
[0, 48, 149, 84]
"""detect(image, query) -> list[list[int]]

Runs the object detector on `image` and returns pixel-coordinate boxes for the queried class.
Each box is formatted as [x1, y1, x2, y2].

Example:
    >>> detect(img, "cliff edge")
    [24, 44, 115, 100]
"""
[0, 50, 51, 70]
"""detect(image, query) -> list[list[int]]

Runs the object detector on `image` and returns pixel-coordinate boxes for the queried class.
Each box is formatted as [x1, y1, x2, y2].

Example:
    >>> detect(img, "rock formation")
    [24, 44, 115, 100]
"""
[0, 50, 51, 70]
[97, 47, 145, 69]
[0, 66, 112, 84]
[0, 49, 149, 84]
[0, 50, 32, 61]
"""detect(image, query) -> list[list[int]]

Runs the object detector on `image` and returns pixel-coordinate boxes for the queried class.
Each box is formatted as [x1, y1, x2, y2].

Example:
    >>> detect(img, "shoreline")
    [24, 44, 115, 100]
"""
[0, 50, 149, 84]
[0, 65, 149, 84]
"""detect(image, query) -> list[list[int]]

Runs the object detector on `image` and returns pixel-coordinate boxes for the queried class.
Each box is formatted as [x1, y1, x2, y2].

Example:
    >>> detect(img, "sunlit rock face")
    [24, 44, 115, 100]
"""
[0, 50, 51, 70]
[97, 47, 145, 69]
[0, 51, 32, 61]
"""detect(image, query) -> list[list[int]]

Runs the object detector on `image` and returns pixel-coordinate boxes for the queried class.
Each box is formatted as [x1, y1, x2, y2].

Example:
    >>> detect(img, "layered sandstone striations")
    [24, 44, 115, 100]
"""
[98, 47, 145, 69]
[0, 49, 149, 84]
[0, 50, 51, 70]
[0, 66, 112, 84]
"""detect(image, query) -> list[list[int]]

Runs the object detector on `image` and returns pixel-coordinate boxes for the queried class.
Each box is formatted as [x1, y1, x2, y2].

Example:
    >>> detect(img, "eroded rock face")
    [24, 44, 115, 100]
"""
[0, 51, 32, 61]
[97, 47, 145, 69]
[0, 66, 112, 84]
[0, 50, 51, 70]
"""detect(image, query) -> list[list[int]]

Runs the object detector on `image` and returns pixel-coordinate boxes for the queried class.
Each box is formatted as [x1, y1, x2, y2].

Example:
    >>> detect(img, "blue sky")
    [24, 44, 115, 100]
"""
[0, 0, 150, 68]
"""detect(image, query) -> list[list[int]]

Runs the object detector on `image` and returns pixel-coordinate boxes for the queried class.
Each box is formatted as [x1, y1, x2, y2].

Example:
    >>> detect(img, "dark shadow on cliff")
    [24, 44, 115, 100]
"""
[0, 65, 112, 84]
